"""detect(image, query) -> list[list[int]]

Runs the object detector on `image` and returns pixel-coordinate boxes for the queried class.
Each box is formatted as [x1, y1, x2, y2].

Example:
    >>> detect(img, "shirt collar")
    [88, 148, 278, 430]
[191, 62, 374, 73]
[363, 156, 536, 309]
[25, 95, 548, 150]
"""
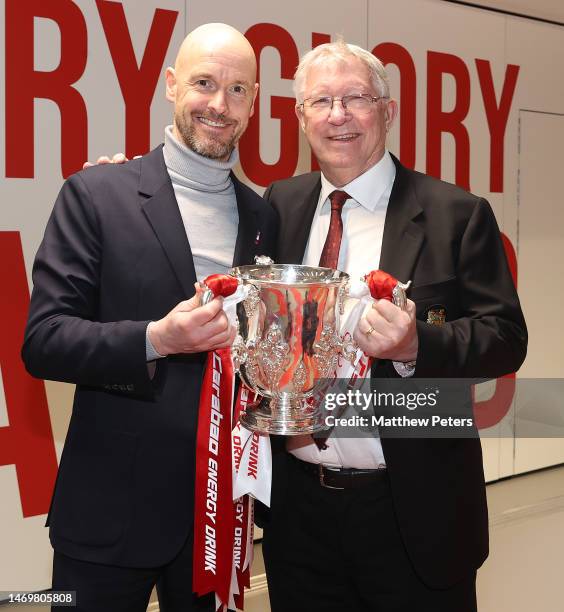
[319, 150, 396, 212]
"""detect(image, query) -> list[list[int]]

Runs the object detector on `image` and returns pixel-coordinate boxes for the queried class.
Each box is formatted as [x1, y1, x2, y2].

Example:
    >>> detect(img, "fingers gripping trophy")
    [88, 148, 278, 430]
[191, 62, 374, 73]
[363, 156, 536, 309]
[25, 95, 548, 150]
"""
[201, 256, 411, 435]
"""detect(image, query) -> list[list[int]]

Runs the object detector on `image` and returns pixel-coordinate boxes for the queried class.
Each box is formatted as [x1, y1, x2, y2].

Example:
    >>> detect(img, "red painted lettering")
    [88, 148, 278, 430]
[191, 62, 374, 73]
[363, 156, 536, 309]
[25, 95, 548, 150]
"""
[373, 42, 417, 169]
[426, 51, 471, 190]
[0, 233, 58, 517]
[475, 59, 520, 193]
[247, 438, 259, 479]
[240, 23, 299, 186]
[501, 233, 517, 287]
[5, 0, 87, 178]
[96, 0, 178, 159]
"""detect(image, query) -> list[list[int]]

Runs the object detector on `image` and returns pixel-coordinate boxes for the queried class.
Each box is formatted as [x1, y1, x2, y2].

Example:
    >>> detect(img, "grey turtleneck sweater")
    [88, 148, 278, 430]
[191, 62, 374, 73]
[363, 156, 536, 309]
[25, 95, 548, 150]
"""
[162, 125, 239, 281]
[146, 127, 240, 361]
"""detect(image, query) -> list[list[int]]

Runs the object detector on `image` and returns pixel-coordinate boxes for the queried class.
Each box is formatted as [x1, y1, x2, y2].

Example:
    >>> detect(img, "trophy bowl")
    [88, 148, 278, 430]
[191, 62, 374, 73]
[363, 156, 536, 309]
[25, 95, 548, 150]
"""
[229, 263, 349, 435]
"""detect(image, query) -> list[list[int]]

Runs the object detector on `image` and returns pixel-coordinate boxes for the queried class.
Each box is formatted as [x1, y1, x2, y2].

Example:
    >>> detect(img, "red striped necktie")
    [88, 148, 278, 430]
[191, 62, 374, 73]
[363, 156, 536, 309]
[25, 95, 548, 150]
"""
[318, 190, 350, 270]
[315, 190, 349, 450]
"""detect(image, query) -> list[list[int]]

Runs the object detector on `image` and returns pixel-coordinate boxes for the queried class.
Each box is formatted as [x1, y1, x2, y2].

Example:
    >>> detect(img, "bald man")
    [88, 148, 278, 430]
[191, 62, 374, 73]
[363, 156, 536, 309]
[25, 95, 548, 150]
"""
[22, 23, 276, 612]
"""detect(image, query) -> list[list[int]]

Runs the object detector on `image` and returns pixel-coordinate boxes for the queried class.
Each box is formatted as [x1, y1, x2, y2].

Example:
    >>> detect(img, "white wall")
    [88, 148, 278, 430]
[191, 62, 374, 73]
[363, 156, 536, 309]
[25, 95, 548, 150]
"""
[1, 0, 563, 595]
[457, 0, 564, 23]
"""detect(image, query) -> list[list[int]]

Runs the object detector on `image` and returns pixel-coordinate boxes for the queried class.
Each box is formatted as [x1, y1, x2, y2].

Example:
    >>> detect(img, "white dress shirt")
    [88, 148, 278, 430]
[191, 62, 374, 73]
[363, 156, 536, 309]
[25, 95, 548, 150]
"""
[287, 151, 396, 469]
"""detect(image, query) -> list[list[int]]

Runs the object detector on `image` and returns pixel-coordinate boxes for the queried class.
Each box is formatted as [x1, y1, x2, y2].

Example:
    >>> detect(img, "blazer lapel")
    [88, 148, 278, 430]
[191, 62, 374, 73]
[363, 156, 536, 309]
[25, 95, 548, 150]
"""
[139, 146, 197, 297]
[278, 174, 321, 264]
[379, 155, 424, 284]
[231, 173, 259, 266]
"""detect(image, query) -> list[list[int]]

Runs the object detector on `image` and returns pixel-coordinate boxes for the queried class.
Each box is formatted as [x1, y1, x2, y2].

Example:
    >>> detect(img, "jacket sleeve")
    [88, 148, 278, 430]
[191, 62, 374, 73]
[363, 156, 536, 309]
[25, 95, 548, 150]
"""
[21, 173, 154, 394]
[414, 198, 527, 378]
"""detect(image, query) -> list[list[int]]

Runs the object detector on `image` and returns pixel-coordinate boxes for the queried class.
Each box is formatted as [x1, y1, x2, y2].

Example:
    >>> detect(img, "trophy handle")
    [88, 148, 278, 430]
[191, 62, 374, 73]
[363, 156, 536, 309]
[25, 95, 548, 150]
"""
[392, 280, 412, 310]
[341, 337, 358, 364]
[337, 280, 349, 318]
[231, 329, 248, 373]
[338, 277, 412, 363]
[199, 284, 215, 306]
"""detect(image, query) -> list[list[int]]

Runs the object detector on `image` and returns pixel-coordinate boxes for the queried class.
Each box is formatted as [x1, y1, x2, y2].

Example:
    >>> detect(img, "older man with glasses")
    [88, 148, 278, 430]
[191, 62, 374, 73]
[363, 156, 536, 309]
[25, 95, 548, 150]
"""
[259, 40, 527, 612]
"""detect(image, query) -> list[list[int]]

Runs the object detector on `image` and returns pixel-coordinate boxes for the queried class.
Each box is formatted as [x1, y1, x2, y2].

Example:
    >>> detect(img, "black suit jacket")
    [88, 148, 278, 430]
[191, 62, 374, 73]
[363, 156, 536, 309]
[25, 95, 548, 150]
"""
[22, 145, 277, 568]
[262, 154, 527, 588]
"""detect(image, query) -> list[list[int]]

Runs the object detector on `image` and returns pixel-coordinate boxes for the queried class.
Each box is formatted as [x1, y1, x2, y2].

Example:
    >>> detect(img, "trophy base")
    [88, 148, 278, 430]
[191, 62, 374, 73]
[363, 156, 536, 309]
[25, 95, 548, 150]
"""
[240, 396, 327, 436]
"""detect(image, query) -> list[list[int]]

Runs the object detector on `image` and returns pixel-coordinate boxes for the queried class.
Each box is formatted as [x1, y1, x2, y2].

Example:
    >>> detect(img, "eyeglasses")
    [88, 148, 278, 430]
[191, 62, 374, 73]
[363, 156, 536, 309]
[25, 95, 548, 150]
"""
[299, 93, 389, 114]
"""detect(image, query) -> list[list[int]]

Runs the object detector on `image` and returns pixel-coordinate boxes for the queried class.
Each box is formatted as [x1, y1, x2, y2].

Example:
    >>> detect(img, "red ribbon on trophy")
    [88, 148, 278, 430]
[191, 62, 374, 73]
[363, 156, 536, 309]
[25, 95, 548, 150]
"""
[230, 385, 255, 610]
[193, 274, 258, 612]
[192, 276, 236, 608]
[363, 269, 398, 302]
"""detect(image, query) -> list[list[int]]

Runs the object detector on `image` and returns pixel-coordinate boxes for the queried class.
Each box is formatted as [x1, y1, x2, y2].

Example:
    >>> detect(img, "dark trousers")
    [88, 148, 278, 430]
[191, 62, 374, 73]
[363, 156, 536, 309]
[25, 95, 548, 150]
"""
[262, 454, 477, 612]
[52, 533, 214, 612]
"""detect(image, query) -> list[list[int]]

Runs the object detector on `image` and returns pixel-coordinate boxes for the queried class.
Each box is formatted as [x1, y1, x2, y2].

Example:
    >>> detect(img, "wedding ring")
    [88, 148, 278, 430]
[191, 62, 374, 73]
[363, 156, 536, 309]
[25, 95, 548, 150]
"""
[365, 326, 375, 337]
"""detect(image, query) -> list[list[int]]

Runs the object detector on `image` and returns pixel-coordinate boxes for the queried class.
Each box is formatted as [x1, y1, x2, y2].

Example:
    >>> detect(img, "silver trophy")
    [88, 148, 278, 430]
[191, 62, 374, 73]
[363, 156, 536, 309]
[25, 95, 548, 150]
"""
[202, 258, 409, 435]
[201, 259, 349, 435]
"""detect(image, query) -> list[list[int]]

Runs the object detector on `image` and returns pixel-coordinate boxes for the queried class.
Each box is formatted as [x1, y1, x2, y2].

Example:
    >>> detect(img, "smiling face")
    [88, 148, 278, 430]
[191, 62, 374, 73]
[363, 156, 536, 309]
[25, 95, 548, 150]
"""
[166, 24, 258, 161]
[296, 56, 397, 186]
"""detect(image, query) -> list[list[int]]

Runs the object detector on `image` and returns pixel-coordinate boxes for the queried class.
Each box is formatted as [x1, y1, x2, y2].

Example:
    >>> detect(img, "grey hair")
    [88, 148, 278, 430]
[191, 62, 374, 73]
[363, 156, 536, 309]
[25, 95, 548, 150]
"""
[293, 39, 390, 103]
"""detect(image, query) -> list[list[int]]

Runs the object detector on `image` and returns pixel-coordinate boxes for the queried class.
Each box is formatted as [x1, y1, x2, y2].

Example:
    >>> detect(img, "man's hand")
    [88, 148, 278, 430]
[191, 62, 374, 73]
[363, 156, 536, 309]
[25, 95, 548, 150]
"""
[83, 153, 129, 169]
[148, 293, 236, 356]
[354, 299, 418, 362]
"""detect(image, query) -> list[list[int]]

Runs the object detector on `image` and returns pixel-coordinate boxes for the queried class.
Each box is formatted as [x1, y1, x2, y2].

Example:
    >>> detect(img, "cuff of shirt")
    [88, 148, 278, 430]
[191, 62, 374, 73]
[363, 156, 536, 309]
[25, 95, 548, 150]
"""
[146, 323, 165, 362]
[393, 360, 416, 377]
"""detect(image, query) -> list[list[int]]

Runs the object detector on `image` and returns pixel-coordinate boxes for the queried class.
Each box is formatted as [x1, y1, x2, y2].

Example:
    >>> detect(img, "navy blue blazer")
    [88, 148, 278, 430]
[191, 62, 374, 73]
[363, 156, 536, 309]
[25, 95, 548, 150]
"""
[22, 145, 277, 568]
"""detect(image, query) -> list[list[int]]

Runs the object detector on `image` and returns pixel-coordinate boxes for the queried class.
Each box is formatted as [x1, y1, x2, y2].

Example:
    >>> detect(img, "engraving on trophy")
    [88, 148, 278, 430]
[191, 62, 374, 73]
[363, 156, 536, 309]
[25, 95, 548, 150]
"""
[244, 341, 261, 390]
[243, 284, 260, 318]
[338, 282, 348, 316]
[260, 321, 290, 391]
[313, 323, 341, 378]
[293, 359, 307, 393]
[341, 337, 358, 364]
[392, 280, 411, 310]
[231, 333, 248, 372]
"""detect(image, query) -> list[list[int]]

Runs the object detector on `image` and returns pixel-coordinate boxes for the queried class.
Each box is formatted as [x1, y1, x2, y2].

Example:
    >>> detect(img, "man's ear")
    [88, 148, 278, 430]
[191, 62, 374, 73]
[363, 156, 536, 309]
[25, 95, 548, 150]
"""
[385, 98, 399, 132]
[165, 67, 177, 102]
[249, 82, 259, 118]
[295, 104, 306, 131]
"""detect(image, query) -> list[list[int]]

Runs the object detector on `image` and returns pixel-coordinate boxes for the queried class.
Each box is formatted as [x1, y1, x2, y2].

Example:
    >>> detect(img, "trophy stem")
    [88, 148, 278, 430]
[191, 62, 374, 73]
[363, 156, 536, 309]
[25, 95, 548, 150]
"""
[240, 395, 326, 436]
